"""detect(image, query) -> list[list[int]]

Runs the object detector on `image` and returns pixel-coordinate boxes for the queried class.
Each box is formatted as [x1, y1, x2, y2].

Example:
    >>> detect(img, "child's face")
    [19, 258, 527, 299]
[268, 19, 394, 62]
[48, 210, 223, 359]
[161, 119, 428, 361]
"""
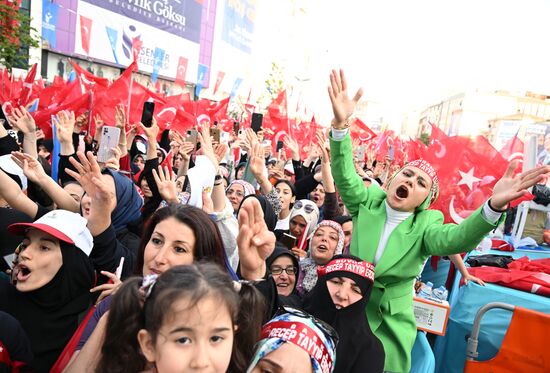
[139, 295, 234, 373]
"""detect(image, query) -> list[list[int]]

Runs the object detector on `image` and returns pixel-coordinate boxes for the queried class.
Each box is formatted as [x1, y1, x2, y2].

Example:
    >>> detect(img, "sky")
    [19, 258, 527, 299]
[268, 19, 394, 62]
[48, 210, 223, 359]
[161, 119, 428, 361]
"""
[254, 0, 550, 126]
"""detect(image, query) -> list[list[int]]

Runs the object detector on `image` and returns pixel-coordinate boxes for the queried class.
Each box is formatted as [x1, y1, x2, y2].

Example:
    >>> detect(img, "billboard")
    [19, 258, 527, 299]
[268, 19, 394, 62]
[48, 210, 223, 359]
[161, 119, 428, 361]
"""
[221, 0, 256, 54]
[42, 0, 203, 83]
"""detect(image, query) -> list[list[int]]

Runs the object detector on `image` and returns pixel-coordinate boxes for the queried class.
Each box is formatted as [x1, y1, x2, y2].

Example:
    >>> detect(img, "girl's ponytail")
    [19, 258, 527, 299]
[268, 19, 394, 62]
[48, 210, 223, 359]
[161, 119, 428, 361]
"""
[95, 277, 147, 373]
[228, 280, 268, 373]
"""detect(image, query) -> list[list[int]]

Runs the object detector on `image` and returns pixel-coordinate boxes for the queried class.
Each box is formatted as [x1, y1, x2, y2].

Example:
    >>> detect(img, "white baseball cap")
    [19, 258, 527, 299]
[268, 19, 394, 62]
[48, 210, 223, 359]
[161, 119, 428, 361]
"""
[0, 154, 27, 190]
[9, 210, 93, 256]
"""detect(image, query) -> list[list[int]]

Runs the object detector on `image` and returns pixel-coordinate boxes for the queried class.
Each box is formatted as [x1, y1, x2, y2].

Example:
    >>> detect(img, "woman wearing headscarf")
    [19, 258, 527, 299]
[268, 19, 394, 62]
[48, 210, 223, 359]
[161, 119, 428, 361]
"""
[247, 309, 338, 373]
[328, 69, 550, 372]
[303, 255, 385, 373]
[266, 243, 301, 307]
[297, 220, 345, 295]
[284, 199, 320, 250]
[0, 210, 94, 372]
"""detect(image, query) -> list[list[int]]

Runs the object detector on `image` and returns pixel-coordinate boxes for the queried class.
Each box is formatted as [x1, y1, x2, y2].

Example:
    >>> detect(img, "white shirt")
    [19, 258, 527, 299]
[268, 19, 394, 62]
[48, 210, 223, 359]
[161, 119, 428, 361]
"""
[374, 202, 413, 264]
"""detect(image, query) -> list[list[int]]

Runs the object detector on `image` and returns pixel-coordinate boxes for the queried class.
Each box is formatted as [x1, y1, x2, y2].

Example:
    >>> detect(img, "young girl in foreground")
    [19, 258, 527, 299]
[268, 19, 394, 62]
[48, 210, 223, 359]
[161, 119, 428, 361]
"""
[95, 263, 264, 373]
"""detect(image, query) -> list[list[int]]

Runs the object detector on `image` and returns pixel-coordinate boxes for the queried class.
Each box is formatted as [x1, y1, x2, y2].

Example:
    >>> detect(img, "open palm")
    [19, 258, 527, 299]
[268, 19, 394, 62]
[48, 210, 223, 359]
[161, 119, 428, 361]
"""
[491, 161, 550, 210]
[328, 69, 363, 123]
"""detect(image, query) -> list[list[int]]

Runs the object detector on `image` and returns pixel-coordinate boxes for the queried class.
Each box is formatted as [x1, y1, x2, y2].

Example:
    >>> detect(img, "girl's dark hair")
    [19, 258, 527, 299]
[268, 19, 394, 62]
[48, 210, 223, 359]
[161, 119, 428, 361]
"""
[96, 263, 265, 373]
[274, 179, 296, 197]
[135, 204, 225, 275]
[274, 179, 297, 210]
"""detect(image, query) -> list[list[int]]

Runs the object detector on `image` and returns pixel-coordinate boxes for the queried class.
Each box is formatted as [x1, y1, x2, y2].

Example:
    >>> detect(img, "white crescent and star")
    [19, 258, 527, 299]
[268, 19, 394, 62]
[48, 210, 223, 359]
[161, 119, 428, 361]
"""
[449, 196, 465, 224]
[196, 114, 210, 126]
[457, 167, 481, 190]
[507, 152, 523, 162]
[157, 107, 176, 118]
[434, 140, 446, 158]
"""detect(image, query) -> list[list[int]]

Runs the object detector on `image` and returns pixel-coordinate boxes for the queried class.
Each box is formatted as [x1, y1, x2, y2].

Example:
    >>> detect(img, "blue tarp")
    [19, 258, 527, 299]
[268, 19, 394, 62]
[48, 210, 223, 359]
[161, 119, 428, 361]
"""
[433, 249, 550, 373]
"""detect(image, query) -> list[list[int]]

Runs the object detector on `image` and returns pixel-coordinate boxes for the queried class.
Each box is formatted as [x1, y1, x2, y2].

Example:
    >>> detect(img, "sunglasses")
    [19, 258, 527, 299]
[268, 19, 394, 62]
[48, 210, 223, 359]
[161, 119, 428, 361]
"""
[293, 200, 315, 214]
[277, 306, 339, 346]
[270, 265, 298, 275]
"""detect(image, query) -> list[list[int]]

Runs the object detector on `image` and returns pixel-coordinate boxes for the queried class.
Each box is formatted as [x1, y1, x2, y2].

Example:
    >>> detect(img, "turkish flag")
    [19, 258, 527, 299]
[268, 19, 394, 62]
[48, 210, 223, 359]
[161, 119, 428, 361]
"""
[132, 37, 143, 61]
[374, 130, 395, 161]
[18, 63, 37, 106]
[175, 57, 188, 87]
[70, 60, 109, 88]
[500, 136, 524, 171]
[266, 90, 289, 135]
[161, 151, 174, 177]
[213, 71, 225, 95]
[350, 118, 377, 144]
[80, 15, 93, 55]
[423, 126, 506, 224]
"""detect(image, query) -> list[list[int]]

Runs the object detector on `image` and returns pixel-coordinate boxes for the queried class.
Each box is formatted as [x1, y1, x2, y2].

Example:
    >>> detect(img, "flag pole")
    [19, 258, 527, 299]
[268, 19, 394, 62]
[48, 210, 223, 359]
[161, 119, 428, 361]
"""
[126, 64, 134, 123]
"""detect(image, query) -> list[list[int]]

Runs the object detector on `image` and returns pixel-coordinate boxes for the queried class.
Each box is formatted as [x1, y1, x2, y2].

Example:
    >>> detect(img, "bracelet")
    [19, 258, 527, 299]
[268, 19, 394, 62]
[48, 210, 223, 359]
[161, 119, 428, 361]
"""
[214, 182, 223, 187]
[330, 117, 352, 130]
[488, 199, 508, 213]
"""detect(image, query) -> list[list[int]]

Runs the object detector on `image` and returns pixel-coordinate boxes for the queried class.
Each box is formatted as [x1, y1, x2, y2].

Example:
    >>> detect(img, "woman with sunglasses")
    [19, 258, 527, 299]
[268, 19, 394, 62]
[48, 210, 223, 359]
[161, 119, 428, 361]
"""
[286, 199, 319, 251]
[328, 69, 550, 372]
[247, 308, 338, 373]
[303, 255, 385, 373]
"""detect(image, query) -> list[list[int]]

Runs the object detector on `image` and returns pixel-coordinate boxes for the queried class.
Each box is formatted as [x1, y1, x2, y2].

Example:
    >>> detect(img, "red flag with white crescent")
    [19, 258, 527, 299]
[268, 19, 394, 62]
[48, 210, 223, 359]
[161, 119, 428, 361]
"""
[80, 15, 93, 55]
[175, 57, 188, 87]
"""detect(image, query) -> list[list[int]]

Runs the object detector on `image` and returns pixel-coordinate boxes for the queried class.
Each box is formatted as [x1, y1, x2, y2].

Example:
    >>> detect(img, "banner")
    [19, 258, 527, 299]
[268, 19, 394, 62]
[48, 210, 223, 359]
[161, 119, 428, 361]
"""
[82, 0, 202, 42]
[175, 57, 188, 87]
[79, 15, 93, 55]
[71, 0, 202, 82]
[230, 77, 243, 99]
[42, 0, 60, 49]
[214, 71, 225, 95]
[221, 0, 256, 54]
[195, 64, 208, 97]
[151, 47, 166, 84]
[105, 26, 120, 64]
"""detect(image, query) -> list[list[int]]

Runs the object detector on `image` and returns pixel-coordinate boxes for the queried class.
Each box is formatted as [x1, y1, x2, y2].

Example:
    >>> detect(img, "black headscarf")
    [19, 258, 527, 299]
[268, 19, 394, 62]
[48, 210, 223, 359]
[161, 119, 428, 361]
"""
[266, 243, 302, 307]
[303, 254, 385, 373]
[0, 242, 94, 373]
[237, 194, 277, 232]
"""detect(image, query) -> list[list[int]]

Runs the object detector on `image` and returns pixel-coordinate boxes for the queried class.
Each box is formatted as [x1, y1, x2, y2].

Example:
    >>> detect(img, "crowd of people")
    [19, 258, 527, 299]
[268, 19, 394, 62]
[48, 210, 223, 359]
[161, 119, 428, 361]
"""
[0, 69, 548, 373]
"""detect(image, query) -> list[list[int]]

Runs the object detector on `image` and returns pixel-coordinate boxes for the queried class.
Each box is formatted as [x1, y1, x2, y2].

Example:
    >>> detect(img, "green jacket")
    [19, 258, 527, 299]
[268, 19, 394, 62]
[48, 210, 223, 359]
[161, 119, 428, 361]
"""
[330, 134, 501, 372]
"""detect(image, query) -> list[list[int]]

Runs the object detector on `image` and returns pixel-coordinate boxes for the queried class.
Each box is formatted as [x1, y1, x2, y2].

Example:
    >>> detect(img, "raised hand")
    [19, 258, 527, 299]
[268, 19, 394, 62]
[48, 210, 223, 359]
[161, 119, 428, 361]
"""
[179, 141, 195, 162]
[315, 130, 330, 164]
[284, 135, 300, 160]
[152, 165, 178, 203]
[213, 142, 229, 164]
[197, 124, 218, 169]
[139, 118, 159, 141]
[115, 105, 126, 130]
[328, 69, 363, 124]
[491, 161, 550, 210]
[104, 146, 122, 171]
[74, 112, 89, 134]
[237, 197, 276, 280]
[66, 151, 115, 210]
[249, 142, 266, 179]
[90, 270, 122, 304]
[56, 110, 75, 144]
[8, 106, 36, 134]
[11, 152, 47, 183]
